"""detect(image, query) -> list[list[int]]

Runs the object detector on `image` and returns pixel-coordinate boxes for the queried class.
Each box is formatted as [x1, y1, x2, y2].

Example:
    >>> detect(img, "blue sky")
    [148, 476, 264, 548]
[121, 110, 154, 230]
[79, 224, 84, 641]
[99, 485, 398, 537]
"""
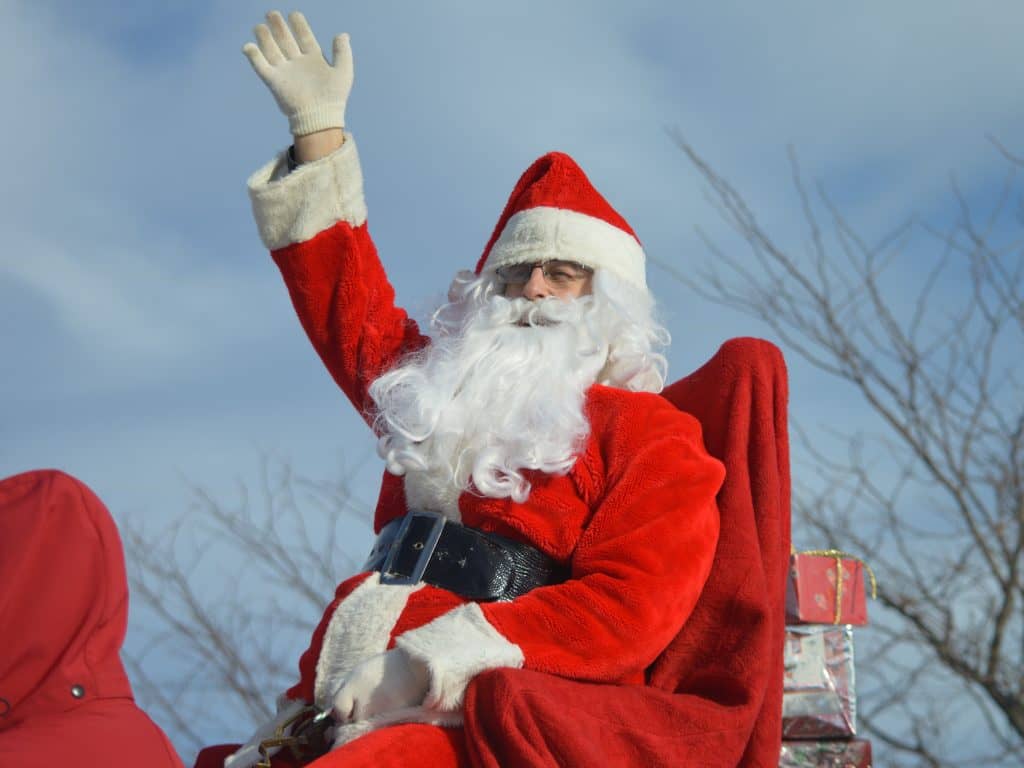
[3, 0, 1023, 759]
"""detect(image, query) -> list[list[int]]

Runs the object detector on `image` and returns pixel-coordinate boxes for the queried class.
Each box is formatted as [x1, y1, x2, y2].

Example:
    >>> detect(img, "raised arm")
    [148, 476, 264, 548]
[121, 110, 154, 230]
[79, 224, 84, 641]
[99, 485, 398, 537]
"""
[243, 12, 428, 421]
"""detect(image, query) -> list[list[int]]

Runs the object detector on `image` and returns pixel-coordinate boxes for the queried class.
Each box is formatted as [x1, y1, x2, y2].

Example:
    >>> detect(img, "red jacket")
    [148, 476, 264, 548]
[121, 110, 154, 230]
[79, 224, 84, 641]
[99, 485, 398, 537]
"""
[241, 138, 723, 747]
[0, 469, 184, 768]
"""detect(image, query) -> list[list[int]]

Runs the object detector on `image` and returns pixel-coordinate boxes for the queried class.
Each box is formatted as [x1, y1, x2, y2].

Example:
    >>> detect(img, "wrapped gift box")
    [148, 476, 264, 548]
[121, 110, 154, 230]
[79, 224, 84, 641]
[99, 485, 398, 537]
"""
[778, 739, 872, 767]
[786, 550, 873, 626]
[782, 625, 856, 738]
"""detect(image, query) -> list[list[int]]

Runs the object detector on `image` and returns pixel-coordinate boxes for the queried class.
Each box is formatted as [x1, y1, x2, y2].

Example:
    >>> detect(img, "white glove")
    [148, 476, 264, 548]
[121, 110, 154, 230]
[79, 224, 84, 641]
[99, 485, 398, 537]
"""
[242, 10, 353, 136]
[332, 649, 431, 722]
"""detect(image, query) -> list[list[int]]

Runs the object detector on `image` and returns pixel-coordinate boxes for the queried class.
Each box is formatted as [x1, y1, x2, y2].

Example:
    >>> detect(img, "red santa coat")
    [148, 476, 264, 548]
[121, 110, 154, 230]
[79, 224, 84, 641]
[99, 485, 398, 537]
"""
[461, 337, 791, 767]
[238, 136, 723, 746]
[0, 469, 185, 768]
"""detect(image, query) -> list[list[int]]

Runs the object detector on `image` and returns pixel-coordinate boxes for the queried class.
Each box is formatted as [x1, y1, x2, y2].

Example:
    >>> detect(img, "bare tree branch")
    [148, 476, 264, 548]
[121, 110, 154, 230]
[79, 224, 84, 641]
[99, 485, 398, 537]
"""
[668, 134, 1024, 766]
[122, 455, 373, 759]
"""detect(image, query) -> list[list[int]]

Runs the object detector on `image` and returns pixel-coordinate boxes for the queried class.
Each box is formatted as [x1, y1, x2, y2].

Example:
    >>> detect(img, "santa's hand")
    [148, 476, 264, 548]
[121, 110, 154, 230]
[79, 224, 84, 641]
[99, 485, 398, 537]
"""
[242, 10, 353, 136]
[332, 649, 430, 722]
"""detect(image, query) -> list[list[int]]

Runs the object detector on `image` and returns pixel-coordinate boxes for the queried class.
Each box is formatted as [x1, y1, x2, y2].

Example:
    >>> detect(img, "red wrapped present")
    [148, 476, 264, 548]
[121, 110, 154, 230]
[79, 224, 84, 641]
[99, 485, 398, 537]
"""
[786, 549, 876, 626]
[783, 625, 856, 738]
[779, 739, 872, 767]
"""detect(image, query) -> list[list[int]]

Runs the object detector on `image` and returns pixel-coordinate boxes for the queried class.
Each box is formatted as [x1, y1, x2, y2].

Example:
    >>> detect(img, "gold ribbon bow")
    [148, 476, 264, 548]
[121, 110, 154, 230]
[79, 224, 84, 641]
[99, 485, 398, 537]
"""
[793, 548, 877, 624]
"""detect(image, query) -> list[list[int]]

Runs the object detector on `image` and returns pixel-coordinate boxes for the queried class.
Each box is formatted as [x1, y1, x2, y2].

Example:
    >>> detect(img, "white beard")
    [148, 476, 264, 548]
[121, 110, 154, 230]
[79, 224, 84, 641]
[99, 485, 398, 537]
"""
[367, 270, 669, 519]
[368, 297, 609, 519]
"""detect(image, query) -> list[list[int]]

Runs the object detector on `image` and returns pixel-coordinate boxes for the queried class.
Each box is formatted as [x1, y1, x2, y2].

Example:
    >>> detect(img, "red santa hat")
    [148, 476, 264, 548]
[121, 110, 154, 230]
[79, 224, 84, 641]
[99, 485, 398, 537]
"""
[475, 152, 648, 291]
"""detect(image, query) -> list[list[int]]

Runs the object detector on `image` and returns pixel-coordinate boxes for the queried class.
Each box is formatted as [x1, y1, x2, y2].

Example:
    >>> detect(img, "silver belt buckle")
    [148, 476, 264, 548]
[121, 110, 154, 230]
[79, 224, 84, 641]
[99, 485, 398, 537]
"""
[379, 510, 446, 586]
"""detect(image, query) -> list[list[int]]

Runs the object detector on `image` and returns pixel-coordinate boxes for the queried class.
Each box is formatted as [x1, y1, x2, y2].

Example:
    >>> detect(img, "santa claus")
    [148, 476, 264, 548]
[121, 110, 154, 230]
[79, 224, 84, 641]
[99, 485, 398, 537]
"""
[208, 11, 725, 767]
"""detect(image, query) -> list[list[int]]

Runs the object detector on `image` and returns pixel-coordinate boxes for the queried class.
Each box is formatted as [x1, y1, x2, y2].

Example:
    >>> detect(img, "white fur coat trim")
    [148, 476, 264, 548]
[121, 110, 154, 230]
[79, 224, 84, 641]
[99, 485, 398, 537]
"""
[395, 602, 525, 712]
[481, 205, 647, 291]
[247, 132, 367, 251]
[402, 470, 462, 522]
[313, 572, 424, 710]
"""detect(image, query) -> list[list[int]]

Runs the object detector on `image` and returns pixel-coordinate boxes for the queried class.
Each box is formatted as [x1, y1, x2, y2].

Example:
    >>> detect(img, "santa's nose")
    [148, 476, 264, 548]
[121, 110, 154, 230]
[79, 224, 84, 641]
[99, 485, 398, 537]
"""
[522, 266, 551, 300]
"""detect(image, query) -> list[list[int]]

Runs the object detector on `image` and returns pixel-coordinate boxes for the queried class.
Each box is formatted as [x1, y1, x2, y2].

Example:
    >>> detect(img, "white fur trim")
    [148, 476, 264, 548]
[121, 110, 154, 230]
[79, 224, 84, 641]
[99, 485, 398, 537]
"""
[402, 470, 462, 522]
[313, 573, 424, 710]
[247, 132, 367, 251]
[395, 602, 524, 712]
[482, 206, 647, 291]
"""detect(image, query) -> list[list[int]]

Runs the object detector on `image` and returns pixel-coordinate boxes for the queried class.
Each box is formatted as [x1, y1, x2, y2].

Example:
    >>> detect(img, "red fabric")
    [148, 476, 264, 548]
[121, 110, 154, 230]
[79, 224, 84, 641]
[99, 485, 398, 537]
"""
[0, 469, 184, 767]
[474, 151, 640, 273]
[196, 725, 465, 768]
[311, 724, 466, 767]
[476, 387, 722, 683]
[462, 337, 791, 768]
[273, 222, 429, 422]
[194, 745, 250, 768]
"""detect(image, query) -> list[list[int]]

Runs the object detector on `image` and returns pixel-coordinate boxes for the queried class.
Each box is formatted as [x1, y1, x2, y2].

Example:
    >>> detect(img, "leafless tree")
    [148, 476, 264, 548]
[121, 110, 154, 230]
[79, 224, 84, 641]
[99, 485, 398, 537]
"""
[661, 133, 1024, 767]
[121, 456, 373, 760]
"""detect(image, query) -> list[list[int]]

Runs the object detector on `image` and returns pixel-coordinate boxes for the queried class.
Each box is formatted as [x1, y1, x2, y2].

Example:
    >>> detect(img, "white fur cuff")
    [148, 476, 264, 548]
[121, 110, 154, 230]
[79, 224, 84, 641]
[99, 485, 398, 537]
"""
[247, 132, 368, 250]
[313, 572, 423, 710]
[395, 603, 524, 712]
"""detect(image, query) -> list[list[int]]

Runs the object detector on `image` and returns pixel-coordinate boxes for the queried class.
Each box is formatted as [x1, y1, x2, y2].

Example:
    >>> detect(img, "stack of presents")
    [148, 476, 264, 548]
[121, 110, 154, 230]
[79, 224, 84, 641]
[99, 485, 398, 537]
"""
[779, 549, 877, 768]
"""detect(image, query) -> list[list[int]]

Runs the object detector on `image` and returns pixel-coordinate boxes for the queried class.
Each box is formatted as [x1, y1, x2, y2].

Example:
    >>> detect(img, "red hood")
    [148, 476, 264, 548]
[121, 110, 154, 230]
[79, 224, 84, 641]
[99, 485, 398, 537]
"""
[0, 470, 133, 729]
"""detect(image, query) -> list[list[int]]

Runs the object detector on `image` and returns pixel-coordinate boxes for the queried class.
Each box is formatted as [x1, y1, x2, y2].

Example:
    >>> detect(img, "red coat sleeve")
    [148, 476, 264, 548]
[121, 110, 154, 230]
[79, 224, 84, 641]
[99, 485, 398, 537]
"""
[395, 391, 724, 712]
[248, 136, 429, 421]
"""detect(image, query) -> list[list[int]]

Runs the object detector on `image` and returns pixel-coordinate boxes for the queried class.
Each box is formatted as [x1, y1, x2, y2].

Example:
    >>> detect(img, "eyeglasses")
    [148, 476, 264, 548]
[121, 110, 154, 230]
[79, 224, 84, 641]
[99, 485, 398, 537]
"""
[494, 260, 594, 288]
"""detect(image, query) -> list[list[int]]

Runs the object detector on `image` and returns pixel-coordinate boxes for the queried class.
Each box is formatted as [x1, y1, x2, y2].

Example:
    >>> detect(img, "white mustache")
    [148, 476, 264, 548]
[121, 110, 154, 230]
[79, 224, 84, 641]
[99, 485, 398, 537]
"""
[481, 295, 593, 329]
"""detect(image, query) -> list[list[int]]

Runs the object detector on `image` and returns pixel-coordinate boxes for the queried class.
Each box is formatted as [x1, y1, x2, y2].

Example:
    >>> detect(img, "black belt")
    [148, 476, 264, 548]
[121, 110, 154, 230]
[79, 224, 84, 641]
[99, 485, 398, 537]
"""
[363, 511, 567, 601]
